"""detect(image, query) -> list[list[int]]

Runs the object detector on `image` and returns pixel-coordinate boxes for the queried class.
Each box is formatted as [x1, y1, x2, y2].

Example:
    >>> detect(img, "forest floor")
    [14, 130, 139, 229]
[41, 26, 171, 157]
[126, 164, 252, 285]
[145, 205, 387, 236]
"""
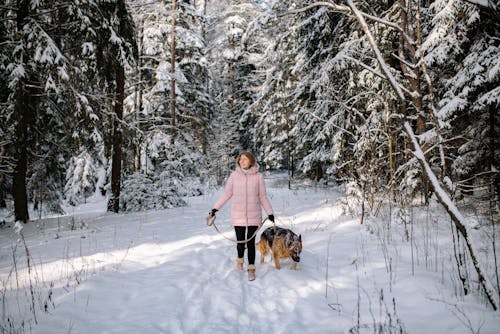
[1, 172, 499, 333]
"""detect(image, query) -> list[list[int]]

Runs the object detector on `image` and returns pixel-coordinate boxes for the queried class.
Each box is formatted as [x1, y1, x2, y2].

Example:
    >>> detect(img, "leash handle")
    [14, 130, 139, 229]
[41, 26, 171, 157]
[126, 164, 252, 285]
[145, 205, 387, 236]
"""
[206, 214, 216, 227]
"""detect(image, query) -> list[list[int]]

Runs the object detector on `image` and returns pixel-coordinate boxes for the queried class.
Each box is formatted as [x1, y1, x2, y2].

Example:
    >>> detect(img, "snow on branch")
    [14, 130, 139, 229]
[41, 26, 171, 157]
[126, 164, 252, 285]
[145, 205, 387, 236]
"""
[280, 1, 415, 45]
[285, 0, 499, 311]
[404, 122, 500, 310]
[460, 0, 498, 10]
[346, 0, 406, 101]
[346, 0, 499, 310]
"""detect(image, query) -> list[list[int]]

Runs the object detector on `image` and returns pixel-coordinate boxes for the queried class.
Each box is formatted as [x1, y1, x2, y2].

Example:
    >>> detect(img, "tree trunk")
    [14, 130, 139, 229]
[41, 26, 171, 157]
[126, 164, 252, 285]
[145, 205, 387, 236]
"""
[12, 0, 31, 223]
[405, 122, 499, 310]
[451, 222, 470, 295]
[489, 103, 500, 203]
[107, 65, 125, 213]
[134, 25, 144, 173]
[0, 146, 6, 208]
[346, 0, 499, 310]
[398, 0, 431, 202]
[13, 89, 30, 223]
[170, 0, 177, 127]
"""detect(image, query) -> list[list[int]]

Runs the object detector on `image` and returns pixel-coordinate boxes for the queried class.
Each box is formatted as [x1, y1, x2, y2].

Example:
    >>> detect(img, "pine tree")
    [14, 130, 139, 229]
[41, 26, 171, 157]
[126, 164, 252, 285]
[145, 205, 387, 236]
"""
[64, 152, 99, 206]
[205, 0, 265, 180]
[4, 0, 107, 221]
[242, 0, 301, 171]
[116, 0, 210, 211]
[1, 0, 137, 220]
[92, 0, 138, 213]
[424, 0, 500, 203]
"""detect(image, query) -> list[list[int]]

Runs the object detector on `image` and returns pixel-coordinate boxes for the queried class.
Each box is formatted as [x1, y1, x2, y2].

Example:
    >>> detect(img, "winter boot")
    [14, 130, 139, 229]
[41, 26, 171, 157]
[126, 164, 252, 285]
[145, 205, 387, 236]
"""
[236, 258, 244, 271]
[247, 264, 256, 281]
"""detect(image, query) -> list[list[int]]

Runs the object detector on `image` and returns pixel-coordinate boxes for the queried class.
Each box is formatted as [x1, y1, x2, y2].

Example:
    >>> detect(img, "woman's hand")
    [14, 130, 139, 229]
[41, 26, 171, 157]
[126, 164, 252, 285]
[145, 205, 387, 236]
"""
[208, 208, 218, 217]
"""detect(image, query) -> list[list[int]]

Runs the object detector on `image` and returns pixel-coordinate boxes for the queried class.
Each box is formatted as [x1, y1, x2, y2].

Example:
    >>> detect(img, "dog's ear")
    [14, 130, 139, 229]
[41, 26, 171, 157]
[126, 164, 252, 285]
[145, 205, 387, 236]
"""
[299, 234, 302, 241]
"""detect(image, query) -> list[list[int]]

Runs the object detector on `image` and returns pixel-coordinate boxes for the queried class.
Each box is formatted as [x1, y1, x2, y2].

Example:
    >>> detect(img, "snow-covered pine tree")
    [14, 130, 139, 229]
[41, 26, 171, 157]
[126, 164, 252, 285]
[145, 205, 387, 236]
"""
[248, 0, 396, 187]
[285, 5, 361, 183]
[204, 0, 264, 181]
[87, 0, 137, 213]
[423, 0, 500, 205]
[2, 0, 128, 221]
[173, 1, 210, 149]
[243, 0, 302, 172]
[117, 0, 208, 211]
[64, 152, 99, 206]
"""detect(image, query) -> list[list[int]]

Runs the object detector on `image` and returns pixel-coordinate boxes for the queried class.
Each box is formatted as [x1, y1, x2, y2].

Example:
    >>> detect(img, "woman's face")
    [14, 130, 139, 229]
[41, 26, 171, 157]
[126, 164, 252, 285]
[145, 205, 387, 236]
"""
[239, 155, 251, 169]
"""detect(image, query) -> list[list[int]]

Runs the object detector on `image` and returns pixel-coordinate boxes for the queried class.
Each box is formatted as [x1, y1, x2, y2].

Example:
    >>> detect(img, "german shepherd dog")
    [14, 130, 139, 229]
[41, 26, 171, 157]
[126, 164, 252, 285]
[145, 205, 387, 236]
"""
[257, 226, 302, 270]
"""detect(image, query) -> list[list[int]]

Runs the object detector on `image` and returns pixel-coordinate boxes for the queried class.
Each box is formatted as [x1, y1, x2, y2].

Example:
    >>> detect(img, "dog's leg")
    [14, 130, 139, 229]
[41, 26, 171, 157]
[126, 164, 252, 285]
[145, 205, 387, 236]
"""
[290, 261, 297, 270]
[258, 241, 264, 263]
[273, 252, 281, 270]
[258, 241, 266, 264]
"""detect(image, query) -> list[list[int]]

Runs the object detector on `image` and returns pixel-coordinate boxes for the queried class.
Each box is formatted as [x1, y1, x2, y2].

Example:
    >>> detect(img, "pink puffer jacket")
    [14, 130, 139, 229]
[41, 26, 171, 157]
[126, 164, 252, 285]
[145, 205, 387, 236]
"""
[213, 163, 273, 226]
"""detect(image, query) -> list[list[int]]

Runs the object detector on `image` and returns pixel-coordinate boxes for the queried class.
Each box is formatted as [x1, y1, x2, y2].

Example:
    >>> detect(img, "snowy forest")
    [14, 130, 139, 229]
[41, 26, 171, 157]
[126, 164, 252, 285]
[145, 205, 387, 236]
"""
[0, 0, 499, 331]
[2, 0, 499, 221]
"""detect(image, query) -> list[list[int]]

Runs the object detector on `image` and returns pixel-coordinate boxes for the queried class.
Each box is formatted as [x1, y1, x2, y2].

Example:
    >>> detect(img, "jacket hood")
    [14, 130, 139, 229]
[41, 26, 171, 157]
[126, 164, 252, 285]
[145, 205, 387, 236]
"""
[235, 162, 260, 175]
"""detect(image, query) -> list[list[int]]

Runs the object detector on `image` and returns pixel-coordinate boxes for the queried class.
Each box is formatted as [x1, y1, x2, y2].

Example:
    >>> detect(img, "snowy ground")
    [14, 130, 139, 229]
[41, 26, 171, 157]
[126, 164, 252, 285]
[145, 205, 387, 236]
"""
[1, 173, 499, 333]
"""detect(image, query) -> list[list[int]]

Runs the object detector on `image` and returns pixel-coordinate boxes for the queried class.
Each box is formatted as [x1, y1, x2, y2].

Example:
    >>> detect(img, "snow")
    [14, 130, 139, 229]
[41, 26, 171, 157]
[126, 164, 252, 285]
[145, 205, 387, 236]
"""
[346, 0, 405, 102]
[1, 173, 499, 333]
[109, 29, 122, 45]
[465, 0, 498, 9]
[404, 121, 499, 310]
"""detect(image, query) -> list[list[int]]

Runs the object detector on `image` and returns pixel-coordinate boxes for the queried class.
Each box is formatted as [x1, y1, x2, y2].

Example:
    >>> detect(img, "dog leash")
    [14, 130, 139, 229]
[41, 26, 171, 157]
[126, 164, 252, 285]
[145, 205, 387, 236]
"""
[205, 215, 273, 244]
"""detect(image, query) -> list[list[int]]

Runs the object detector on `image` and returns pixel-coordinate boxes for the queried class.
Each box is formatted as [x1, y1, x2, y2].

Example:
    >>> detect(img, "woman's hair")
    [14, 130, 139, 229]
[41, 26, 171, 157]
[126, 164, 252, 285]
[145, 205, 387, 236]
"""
[237, 151, 256, 167]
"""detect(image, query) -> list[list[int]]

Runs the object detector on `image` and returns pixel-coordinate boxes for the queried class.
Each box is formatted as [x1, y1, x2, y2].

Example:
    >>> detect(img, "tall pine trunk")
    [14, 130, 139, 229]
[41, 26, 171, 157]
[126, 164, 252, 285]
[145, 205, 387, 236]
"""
[490, 103, 500, 203]
[170, 0, 177, 127]
[13, 87, 30, 223]
[12, 0, 31, 223]
[134, 25, 144, 172]
[398, 0, 430, 202]
[0, 146, 6, 208]
[107, 65, 125, 213]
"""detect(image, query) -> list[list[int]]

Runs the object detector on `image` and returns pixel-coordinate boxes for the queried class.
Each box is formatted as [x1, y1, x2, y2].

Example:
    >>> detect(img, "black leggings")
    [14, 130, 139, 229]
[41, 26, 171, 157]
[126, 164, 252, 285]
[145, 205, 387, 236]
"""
[234, 226, 258, 265]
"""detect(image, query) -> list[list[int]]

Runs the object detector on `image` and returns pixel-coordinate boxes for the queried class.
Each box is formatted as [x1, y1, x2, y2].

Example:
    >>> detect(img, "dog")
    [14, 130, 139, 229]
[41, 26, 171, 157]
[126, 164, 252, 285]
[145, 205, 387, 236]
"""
[257, 226, 302, 270]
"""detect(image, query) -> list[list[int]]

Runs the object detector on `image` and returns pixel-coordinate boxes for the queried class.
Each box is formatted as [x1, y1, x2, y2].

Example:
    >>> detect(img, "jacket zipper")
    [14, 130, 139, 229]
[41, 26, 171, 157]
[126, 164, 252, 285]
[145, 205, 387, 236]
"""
[245, 174, 248, 226]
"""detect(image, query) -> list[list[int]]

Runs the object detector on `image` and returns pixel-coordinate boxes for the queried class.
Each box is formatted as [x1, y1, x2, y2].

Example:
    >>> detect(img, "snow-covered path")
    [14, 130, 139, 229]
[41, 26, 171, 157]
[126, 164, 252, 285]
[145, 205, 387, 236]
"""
[40, 184, 350, 333]
[1, 174, 499, 333]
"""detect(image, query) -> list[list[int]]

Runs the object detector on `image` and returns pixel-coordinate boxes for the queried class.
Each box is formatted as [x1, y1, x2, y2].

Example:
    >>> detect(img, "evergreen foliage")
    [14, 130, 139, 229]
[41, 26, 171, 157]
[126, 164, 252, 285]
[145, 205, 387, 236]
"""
[204, 0, 268, 182]
[0, 0, 497, 216]
[423, 0, 500, 202]
[1, 0, 125, 219]
[64, 152, 99, 206]
[119, 171, 186, 212]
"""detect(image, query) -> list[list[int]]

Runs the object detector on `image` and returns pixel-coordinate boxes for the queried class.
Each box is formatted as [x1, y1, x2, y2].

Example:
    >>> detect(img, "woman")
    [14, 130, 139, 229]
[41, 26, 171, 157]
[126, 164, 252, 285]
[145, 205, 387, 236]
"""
[209, 151, 274, 281]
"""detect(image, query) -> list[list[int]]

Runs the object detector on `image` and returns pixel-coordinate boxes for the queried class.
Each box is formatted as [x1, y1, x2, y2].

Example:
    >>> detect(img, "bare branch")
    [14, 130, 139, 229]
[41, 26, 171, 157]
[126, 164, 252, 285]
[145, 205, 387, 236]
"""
[346, 0, 406, 101]
[304, 110, 356, 137]
[346, 55, 414, 96]
[276, 2, 350, 17]
[346, 56, 387, 80]
[391, 52, 419, 70]
[404, 122, 499, 310]
[278, 1, 415, 45]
